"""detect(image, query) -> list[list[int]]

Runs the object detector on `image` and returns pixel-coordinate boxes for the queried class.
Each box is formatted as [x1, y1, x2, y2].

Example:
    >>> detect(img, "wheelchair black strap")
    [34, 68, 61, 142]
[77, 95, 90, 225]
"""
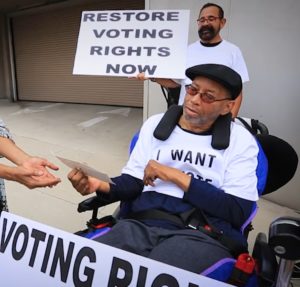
[153, 105, 232, 149]
[125, 208, 247, 257]
[235, 117, 256, 135]
[236, 117, 269, 136]
[126, 209, 185, 226]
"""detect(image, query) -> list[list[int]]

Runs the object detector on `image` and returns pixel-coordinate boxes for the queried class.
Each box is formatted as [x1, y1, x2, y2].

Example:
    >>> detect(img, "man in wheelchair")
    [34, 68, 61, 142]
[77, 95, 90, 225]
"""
[68, 63, 271, 281]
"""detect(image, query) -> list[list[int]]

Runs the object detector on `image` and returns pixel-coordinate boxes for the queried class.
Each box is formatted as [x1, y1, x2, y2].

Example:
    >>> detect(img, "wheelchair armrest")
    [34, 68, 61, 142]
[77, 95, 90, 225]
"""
[252, 232, 278, 287]
[77, 194, 116, 213]
[268, 216, 300, 260]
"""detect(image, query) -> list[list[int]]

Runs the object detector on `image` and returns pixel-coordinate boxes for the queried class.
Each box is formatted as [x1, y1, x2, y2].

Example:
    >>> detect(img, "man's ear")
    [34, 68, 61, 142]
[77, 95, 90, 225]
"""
[221, 100, 235, 115]
[220, 18, 226, 29]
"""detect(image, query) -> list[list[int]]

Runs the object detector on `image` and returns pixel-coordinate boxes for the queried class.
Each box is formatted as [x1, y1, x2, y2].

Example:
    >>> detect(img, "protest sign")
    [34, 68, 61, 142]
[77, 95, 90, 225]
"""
[0, 211, 233, 286]
[73, 10, 190, 79]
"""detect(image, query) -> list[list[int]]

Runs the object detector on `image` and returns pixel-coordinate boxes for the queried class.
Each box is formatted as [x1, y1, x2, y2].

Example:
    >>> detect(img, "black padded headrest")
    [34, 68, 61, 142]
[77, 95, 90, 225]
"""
[211, 113, 232, 150]
[257, 134, 298, 195]
[154, 105, 183, 140]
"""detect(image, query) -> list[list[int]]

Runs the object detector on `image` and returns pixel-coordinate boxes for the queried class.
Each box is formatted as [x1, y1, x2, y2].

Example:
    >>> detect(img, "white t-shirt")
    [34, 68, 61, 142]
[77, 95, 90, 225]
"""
[122, 114, 260, 202]
[177, 40, 249, 105]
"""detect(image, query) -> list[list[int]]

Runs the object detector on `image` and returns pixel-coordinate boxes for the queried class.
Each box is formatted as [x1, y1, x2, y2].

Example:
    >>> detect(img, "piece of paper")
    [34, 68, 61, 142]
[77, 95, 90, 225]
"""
[56, 156, 115, 184]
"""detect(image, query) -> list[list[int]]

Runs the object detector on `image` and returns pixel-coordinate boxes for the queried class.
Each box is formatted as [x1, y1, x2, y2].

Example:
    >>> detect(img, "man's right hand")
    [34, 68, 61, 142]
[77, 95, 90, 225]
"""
[135, 72, 149, 81]
[68, 168, 110, 196]
[135, 73, 180, 89]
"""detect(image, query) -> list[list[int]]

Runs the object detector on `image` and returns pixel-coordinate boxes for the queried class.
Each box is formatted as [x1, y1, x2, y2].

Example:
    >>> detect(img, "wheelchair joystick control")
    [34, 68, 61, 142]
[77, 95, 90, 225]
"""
[268, 216, 300, 287]
[269, 217, 300, 260]
[273, 246, 286, 256]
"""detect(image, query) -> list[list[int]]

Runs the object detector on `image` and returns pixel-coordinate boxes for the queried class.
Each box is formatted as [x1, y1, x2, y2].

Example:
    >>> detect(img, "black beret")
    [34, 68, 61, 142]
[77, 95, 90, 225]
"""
[185, 64, 242, 100]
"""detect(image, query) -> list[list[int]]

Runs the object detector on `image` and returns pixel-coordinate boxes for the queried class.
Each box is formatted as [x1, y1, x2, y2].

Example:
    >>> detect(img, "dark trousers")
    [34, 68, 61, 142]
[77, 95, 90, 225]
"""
[94, 219, 232, 274]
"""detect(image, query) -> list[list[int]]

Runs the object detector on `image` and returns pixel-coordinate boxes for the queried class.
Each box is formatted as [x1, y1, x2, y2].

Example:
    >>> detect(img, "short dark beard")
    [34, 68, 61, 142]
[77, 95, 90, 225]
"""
[198, 26, 217, 42]
[182, 107, 219, 130]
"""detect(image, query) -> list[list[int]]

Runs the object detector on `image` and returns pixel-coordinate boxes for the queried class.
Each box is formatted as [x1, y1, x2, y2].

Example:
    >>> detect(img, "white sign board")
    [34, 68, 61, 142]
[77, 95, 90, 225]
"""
[73, 10, 190, 79]
[0, 212, 233, 286]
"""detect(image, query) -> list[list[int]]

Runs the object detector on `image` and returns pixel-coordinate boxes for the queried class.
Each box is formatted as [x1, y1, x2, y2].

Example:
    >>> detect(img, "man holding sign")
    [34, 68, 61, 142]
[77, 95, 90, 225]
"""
[138, 3, 249, 117]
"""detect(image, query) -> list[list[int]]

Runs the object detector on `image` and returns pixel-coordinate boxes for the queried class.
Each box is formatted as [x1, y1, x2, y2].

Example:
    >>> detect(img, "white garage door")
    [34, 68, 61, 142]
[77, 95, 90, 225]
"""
[11, 0, 144, 107]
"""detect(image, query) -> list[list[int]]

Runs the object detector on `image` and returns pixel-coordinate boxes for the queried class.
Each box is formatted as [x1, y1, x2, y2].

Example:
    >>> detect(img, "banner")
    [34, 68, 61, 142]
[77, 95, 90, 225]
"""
[73, 10, 190, 79]
[0, 212, 233, 286]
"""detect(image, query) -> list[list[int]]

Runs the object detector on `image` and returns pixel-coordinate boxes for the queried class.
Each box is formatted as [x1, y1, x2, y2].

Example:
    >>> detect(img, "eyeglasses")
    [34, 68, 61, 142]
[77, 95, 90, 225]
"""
[185, 85, 231, 104]
[197, 16, 221, 24]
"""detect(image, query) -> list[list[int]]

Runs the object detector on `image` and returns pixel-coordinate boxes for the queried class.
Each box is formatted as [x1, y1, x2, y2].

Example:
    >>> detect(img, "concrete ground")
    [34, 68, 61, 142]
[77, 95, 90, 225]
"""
[0, 99, 143, 234]
[0, 99, 299, 285]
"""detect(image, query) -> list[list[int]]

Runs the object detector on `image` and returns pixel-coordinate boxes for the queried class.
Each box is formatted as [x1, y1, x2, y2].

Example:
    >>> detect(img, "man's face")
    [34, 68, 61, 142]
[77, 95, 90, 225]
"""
[197, 6, 225, 42]
[183, 76, 233, 127]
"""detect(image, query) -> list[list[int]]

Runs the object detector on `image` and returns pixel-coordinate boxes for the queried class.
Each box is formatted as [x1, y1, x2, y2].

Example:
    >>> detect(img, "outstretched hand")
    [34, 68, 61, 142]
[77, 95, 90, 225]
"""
[14, 157, 61, 189]
[22, 156, 59, 172]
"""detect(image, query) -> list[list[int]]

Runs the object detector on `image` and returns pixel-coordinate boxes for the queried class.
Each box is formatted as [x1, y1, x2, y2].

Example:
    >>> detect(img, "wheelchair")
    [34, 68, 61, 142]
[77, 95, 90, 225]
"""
[75, 105, 299, 287]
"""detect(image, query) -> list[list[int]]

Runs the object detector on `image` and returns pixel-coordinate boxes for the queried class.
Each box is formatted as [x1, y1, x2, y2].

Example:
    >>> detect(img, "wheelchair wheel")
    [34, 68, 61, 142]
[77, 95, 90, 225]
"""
[292, 261, 300, 280]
